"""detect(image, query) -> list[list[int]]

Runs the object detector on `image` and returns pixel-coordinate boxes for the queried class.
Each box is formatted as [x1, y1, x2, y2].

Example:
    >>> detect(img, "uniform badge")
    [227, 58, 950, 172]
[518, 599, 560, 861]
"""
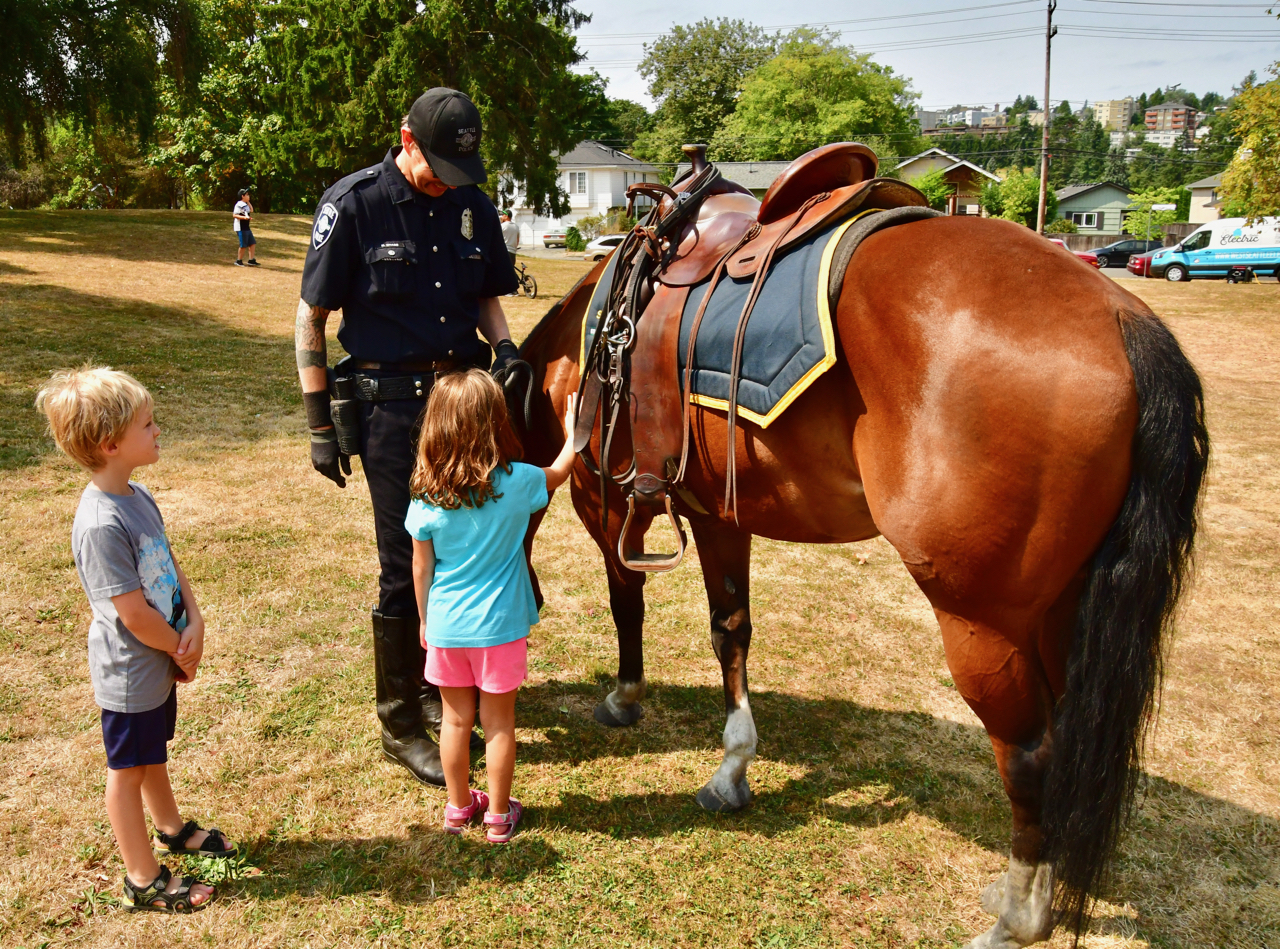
[461, 208, 474, 240]
[313, 202, 339, 249]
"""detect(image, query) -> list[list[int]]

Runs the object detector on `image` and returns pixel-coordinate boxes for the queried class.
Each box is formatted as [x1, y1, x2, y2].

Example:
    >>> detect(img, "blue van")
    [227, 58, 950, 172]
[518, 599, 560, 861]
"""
[1149, 217, 1280, 281]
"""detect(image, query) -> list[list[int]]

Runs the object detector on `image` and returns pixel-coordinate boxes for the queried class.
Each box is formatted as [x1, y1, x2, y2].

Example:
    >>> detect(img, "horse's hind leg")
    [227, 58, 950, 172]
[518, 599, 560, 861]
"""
[934, 606, 1060, 949]
[570, 475, 651, 727]
[690, 521, 756, 812]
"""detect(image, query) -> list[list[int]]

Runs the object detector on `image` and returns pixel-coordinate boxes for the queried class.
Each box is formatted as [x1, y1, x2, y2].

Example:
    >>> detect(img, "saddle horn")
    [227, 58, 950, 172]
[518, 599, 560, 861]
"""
[681, 143, 709, 175]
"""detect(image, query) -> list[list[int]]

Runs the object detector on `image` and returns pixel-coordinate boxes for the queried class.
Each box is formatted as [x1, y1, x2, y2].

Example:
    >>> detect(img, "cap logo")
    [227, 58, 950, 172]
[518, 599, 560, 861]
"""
[456, 128, 477, 152]
[313, 202, 339, 249]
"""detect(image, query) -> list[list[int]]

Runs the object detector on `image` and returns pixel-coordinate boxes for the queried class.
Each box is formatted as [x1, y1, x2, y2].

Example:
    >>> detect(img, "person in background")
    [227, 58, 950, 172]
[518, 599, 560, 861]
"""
[500, 211, 520, 269]
[233, 189, 258, 267]
[35, 367, 237, 914]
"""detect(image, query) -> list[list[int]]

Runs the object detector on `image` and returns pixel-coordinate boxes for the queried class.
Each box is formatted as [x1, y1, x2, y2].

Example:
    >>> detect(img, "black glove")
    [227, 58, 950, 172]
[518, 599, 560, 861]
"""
[310, 429, 351, 488]
[490, 339, 521, 382]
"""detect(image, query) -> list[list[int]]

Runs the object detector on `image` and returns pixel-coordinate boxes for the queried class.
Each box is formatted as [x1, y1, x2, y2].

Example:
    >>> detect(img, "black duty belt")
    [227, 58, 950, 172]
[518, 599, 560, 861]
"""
[354, 359, 458, 373]
[352, 372, 434, 402]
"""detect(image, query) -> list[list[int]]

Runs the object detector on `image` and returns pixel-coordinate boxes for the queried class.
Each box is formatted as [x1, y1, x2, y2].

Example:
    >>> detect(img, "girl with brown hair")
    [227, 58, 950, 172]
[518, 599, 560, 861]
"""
[405, 369, 577, 842]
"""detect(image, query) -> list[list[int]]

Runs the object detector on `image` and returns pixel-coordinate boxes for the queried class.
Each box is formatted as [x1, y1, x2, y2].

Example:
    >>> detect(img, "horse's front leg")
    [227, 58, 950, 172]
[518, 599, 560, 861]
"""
[691, 521, 756, 812]
[570, 473, 651, 726]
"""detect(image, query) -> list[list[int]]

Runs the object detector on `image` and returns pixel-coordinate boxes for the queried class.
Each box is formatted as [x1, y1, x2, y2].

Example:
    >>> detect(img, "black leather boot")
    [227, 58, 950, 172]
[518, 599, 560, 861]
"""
[373, 610, 445, 786]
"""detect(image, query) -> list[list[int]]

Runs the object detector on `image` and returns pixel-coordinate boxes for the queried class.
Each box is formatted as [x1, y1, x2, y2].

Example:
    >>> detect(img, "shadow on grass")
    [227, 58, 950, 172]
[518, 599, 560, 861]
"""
[1, 282, 299, 470]
[233, 825, 562, 905]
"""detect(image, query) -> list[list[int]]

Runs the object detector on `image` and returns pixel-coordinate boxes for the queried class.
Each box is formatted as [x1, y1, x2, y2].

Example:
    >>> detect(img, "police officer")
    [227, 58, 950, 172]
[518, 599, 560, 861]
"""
[294, 88, 521, 786]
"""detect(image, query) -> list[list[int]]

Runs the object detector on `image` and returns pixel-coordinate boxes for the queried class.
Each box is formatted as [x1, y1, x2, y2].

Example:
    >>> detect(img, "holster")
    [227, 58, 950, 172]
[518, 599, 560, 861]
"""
[328, 356, 362, 456]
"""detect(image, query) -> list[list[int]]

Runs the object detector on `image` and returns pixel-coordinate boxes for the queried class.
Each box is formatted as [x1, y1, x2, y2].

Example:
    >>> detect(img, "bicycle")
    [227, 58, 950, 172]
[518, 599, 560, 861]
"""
[515, 261, 538, 299]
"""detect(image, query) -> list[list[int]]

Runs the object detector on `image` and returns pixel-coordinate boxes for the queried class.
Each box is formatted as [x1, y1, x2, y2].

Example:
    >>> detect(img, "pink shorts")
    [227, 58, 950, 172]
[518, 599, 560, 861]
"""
[425, 637, 528, 694]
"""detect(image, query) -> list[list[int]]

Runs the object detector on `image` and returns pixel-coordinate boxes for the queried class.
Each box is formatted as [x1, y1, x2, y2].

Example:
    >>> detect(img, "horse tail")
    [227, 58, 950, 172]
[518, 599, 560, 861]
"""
[1041, 309, 1209, 941]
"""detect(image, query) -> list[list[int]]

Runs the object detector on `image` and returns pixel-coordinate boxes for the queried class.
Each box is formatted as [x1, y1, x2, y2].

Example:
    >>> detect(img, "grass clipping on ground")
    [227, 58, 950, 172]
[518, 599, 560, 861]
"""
[1, 211, 1277, 948]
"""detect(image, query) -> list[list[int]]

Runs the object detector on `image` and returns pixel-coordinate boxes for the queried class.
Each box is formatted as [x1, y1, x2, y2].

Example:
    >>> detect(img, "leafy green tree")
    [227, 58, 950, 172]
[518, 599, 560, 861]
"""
[1045, 218, 1077, 233]
[632, 18, 777, 165]
[911, 169, 953, 211]
[1, 0, 204, 165]
[1102, 148, 1129, 188]
[1006, 95, 1039, 115]
[710, 29, 916, 162]
[600, 100, 655, 152]
[1220, 62, 1280, 219]
[1123, 186, 1184, 239]
[986, 168, 1057, 227]
[565, 225, 585, 251]
[258, 0, 596, 214]
[1068, 116, 1107, 185]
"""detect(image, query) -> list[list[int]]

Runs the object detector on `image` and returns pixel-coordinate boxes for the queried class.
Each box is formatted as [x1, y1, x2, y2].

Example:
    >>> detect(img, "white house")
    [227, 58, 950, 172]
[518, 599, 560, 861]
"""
[507, 141, 660, 246]
[1186, 173, 1223, 224]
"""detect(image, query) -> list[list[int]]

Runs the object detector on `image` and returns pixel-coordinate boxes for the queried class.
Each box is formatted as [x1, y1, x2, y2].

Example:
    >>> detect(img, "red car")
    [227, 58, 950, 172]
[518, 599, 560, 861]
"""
[1127, 249, 1159, 277]
[1048, 237, 1100, 268]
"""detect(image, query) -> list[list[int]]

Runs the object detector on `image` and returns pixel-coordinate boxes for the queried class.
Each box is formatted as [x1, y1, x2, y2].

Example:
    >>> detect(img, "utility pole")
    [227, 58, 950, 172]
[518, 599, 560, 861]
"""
[1036, 0, 1058, 234]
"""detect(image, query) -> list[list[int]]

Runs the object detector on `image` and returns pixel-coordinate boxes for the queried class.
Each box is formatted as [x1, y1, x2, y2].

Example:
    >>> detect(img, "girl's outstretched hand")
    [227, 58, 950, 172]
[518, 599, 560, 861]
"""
[544, 392, 580, 492]
[563, 392, 578, 440]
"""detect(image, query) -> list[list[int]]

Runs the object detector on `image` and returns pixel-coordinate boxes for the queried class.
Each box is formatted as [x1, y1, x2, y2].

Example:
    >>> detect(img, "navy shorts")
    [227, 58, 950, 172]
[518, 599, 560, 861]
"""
[237, 228, 255, 248]
[101, 686, 177, 770]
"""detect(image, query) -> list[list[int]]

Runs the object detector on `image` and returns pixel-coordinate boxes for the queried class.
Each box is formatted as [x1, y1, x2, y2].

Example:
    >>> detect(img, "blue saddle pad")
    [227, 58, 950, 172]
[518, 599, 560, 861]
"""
[580, 216, 854, 428]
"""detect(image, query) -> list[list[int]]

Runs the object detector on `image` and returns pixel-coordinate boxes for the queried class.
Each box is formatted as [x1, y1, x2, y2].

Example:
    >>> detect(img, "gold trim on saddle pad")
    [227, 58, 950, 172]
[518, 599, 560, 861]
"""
[578, 211, 867, 429]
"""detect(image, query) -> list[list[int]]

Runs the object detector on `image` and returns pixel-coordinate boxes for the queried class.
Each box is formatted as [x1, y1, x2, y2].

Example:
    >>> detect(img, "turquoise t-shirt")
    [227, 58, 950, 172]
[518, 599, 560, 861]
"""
[404, 462, 549, 648]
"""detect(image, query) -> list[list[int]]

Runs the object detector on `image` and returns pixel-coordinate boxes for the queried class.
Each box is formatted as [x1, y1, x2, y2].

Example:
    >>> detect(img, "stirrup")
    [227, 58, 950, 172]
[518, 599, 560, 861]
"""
[618, 492, 687, 573]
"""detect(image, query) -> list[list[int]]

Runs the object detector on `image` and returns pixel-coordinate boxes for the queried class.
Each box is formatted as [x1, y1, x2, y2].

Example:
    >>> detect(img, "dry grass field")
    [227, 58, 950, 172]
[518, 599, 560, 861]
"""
[0, 211, 1277, 948]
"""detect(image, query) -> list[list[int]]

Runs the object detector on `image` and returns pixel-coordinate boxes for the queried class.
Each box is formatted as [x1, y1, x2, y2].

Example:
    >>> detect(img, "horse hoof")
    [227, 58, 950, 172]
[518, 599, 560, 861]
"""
[962, 921, 1025, 949]
[696, 780, 752, 813]
[594, 701, 643, 727]
[980, 873, 1006, 916]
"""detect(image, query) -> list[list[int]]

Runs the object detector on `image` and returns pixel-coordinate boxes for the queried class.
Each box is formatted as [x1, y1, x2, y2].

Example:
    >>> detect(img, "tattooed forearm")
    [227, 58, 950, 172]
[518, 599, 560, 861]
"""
[295, 300, 331, 373]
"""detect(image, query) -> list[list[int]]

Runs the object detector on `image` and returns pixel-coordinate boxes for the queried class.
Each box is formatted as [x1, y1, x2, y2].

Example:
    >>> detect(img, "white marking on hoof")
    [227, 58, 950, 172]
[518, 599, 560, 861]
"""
[980, 872, 1007, 916]
[599, 678, 646, 725]
[702, 700, 757, 809]
[965, 858, 1054, 948]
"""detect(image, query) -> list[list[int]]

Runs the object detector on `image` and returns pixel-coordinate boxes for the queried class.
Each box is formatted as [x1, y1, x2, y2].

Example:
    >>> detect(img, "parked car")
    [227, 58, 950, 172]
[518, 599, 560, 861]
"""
[584, 234, 626, 261]
[1149, 216, 1280, 281]
[1090, 238, 1164, 268]
[1127, 249, 1160, 277]
[1048, 238, 1100, 268]
[542, 230, 568, 248]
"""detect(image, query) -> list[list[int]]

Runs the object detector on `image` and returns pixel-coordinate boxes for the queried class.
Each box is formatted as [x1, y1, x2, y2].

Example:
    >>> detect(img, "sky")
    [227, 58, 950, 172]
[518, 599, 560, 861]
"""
[567, 0, 1280, 114]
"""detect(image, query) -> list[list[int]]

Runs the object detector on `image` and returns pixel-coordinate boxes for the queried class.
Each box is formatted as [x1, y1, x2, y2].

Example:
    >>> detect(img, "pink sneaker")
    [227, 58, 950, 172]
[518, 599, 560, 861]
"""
[443, 789, 489, 835]
[484, 800, 523, 844]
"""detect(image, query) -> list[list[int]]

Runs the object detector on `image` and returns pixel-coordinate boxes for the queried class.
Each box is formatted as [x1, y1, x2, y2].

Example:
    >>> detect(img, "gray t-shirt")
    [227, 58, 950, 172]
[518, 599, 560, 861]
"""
[501, 219, 519, 253]
[71, 482, 181, 713]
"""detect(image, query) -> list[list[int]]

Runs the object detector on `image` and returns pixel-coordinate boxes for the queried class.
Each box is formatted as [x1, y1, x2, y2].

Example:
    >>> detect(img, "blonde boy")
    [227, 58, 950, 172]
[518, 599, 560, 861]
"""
[36, 367, 236, 914]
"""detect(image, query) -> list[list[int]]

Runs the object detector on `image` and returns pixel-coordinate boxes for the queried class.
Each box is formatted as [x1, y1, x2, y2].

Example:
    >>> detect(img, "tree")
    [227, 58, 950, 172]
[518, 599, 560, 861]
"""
[1102, 147, 1129, 188]
[259, 0, 597, 214]
[599, 100, 655, 152]
[632, 18, 777, 164]
[0, 0, 204, 165]
[1123, 186, 1184, 239]
[1220, 62, 1280, 220]
[985, 168, 1057, 227]
[710, 30, 916, 162]
[1007, 95, 1039, 115]
[912, 169, 953, 211]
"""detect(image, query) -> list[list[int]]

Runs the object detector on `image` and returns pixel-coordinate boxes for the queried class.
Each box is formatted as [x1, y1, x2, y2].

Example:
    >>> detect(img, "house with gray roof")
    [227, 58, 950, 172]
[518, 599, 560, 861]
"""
[673, 161, 792, 197]
[507, 141, 660, 246]
[1055, 182, 1133, 235]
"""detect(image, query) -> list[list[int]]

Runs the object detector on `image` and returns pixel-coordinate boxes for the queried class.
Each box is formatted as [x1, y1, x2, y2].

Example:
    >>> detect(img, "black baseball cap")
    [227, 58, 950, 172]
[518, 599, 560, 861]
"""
[405, 88, 487, 187]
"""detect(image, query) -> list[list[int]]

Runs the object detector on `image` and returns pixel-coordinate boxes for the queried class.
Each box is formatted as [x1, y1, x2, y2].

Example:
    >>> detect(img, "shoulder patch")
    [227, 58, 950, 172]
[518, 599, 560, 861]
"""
[313, 203, 340, 249]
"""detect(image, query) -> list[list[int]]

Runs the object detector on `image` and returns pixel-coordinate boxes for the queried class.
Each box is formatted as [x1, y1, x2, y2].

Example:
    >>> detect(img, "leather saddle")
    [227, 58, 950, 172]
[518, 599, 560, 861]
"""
[574, 142, 929, 572]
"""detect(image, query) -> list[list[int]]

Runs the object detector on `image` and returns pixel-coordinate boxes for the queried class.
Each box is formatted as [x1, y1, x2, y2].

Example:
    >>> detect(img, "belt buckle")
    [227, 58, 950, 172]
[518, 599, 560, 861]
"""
[367, 377, 380, 400]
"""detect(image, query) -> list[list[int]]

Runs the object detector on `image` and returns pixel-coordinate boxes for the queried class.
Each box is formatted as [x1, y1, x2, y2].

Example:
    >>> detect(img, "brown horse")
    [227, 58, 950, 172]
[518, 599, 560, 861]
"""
[518, 215, 1207, 948]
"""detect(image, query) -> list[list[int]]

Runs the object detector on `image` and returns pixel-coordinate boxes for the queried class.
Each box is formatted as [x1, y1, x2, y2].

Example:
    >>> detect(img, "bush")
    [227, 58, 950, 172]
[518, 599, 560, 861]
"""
[0, 168, 49, 209]
[912, 169, 954, 211]
[575, 215, 604, 240]
[1045, 218, 1078, 234]
[565, 226, 585, 251]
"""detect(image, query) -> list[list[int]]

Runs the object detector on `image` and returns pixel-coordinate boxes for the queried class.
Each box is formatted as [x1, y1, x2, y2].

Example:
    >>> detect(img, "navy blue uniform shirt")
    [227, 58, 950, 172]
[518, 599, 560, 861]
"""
[300, 148, 518, 363]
